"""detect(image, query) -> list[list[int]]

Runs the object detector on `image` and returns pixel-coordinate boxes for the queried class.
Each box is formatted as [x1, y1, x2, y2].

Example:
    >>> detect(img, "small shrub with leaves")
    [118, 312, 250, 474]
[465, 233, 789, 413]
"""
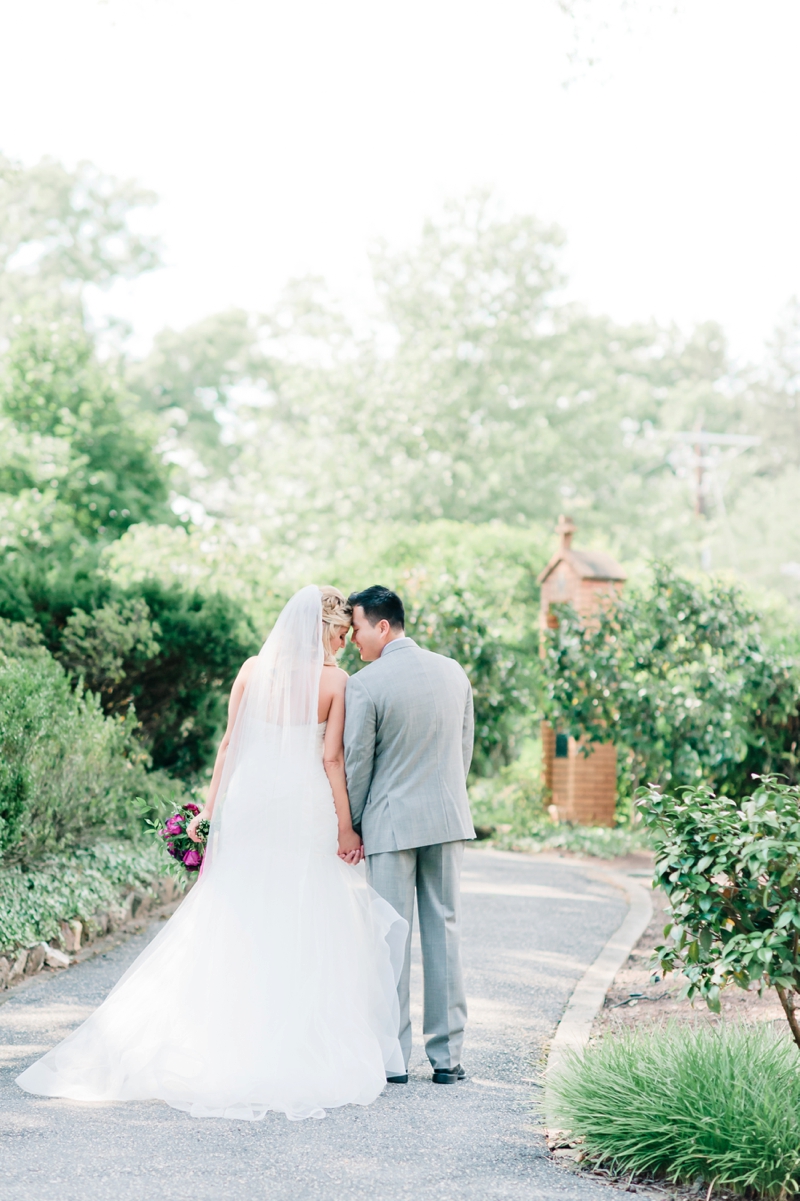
[640, 775, 800, 1047]
[0, 841, 171, 956]
[0, 635, 186, 865]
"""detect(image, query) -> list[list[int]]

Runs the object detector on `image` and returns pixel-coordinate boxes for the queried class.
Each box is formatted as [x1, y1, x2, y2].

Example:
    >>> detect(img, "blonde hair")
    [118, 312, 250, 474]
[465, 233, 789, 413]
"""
[319, 586, 352, 665]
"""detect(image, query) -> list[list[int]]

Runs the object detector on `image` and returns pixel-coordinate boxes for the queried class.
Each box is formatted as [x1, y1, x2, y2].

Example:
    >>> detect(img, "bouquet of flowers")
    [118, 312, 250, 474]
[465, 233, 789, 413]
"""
[158, 802, 210, 873]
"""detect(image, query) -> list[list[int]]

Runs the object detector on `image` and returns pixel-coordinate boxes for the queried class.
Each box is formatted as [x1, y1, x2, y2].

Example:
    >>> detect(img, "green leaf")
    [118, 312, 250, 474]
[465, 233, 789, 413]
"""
[780, 865, 799, 888]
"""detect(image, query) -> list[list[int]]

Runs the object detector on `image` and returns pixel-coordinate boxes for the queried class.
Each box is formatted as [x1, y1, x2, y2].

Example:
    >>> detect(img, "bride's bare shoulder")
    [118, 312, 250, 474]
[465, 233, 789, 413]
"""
[321, 664, 349, 690]
[238, 656, 259, 682]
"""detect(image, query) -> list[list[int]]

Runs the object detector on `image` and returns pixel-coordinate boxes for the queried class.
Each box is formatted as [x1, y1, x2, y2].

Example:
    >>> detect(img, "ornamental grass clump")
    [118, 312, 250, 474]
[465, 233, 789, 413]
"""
[550, 1024, 800, 1199]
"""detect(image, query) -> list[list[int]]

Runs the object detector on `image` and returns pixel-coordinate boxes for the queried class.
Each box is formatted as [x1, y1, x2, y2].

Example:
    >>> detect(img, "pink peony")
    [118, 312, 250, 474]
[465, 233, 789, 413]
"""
[184, 802, 200, 815]
[165, 815, 183, 835]
[183, 848, 202, 870]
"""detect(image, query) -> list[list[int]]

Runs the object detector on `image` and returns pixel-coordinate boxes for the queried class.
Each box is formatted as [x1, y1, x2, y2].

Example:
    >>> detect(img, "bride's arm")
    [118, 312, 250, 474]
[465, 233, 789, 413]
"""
[187, 656, 256, 843]
[322, 677, 363, 864]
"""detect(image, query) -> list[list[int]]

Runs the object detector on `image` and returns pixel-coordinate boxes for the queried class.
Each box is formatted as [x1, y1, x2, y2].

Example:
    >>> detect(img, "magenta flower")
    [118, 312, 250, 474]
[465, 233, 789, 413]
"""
[165, 816, 183, 835]
[184, 802, 200, 815]
[183, 848, 202, 871]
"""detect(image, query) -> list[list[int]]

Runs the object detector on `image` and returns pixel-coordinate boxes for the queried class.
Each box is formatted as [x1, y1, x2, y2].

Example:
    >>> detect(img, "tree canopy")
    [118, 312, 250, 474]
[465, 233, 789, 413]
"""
[0, 152, 160, 324]
[541, 563, 799, 800]
[0, 314, 172, 555]
[122, 192, 795, 603]
[2, 154, 799, 810]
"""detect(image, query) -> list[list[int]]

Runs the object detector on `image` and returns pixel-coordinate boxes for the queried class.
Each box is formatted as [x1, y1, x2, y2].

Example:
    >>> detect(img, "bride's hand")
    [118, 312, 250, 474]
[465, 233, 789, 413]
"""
[338, 827, 363, 864]
[187, 809, 211, 843]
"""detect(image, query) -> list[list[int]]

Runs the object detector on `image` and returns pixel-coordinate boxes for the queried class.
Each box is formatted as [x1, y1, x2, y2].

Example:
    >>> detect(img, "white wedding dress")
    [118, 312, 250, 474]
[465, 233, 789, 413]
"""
[17, 588, 407, 1121]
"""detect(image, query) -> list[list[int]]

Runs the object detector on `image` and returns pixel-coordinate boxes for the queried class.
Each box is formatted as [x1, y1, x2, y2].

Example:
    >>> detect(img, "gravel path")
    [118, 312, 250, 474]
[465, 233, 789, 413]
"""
[0, 847, 625, 1201]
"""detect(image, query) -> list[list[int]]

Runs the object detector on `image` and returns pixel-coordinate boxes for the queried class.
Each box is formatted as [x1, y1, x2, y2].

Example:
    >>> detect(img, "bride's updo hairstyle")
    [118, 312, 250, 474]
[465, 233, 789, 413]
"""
[319, 586, 352, 666]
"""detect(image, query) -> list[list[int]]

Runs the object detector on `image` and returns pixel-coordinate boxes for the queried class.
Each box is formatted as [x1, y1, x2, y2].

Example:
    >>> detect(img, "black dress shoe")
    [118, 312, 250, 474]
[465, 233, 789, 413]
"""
[431, 1065, 466, 1084]
[386, 1073, 408, 1084]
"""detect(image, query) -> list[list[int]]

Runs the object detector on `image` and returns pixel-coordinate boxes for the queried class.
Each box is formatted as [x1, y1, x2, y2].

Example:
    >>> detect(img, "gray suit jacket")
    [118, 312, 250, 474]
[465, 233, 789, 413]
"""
[344, 637, 475, 855]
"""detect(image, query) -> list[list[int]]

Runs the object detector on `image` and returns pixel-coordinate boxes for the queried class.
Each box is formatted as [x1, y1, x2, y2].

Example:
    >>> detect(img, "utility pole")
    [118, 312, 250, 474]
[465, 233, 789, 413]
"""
[660, 428, 760, 569]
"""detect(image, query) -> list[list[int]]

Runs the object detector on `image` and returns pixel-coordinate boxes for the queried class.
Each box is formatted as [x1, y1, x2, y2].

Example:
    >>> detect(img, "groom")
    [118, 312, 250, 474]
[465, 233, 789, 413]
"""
[344, 585, 475, 1085]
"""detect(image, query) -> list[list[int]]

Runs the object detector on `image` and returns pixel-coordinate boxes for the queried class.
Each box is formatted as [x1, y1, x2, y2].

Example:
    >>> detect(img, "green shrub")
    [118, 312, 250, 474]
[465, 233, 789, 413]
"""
[119, 580, 259, 777]
[468, 739, 651, 858]
[333, 521, 544, 775]
[505, 821, 651, 859]
[0, 841, 170, 955]
[469, 738, 546, 831]
[542, 562, 800, 801]
[0, 557, 259, 779]
[549, 1024, 800, 1199]
[0, 644, 184, 864]
[640, 776, 800, 1047]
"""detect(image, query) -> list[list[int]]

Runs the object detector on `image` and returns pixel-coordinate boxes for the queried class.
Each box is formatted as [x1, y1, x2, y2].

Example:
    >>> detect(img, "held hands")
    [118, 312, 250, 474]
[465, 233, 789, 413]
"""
[187, 809, 212, 843]
[337, 827, 364, 865]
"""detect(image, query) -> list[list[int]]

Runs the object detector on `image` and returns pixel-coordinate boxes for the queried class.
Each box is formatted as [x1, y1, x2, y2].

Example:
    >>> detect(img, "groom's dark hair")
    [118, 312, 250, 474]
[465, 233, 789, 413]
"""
[347, 585, 405, 631]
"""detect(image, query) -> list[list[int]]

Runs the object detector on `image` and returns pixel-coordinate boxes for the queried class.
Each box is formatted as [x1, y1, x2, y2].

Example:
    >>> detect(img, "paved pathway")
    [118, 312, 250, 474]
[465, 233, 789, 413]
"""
[0, 848, 625, 1201]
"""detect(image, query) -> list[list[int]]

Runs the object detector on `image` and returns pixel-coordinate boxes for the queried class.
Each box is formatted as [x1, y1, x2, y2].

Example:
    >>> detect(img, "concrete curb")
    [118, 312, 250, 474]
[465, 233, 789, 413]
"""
[544, 865, 653, 1135]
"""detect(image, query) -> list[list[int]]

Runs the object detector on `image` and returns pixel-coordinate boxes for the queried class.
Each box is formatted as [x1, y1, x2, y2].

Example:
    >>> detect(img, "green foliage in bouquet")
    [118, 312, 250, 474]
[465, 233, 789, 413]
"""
[138, 796, 210, 876]
[640, 776, 800, 1049]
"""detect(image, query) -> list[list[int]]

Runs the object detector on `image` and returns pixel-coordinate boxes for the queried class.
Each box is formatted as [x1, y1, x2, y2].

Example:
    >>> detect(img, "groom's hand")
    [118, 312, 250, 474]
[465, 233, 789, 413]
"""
[338, 827, 363, 864]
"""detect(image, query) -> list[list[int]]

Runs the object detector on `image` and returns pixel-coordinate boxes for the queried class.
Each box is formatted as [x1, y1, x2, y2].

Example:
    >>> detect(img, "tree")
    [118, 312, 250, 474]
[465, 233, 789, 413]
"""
[128, 308, 268, 478]
[0, 152, 160, 324]
[541, 562, 800, 799]
[334, 521, 547, 774]
[0, 154, 261, 790]
[101, 519, 546, 774]
[0, 313, 173, 553]
[150, 195, 738, 570]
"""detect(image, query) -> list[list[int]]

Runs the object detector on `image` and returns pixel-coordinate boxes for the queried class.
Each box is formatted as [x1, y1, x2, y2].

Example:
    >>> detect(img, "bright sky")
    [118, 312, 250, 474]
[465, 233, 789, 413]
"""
[1, 0, 798, 362]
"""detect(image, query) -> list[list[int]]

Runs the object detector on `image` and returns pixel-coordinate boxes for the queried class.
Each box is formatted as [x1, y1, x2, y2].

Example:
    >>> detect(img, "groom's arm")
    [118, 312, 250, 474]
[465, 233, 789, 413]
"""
[344, 675, 377, 833]
[462, 679, 474, 779]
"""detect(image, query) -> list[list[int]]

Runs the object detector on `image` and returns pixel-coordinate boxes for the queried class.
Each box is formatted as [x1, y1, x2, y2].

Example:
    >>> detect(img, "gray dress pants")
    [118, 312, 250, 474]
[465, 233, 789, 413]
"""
[366, 840, 467, 1072]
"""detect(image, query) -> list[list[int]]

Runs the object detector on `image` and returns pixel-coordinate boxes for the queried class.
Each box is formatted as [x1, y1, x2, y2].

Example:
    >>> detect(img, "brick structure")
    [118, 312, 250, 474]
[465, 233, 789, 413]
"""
[538, 516, 626, 827]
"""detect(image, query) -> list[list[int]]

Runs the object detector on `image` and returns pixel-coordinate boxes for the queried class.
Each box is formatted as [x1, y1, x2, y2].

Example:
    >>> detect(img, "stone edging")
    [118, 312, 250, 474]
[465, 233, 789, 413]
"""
[544, 864, 653, 1136]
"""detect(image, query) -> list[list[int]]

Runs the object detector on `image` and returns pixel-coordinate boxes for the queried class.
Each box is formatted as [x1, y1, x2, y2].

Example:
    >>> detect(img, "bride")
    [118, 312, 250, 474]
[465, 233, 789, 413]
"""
[17, 585, 407, 1121]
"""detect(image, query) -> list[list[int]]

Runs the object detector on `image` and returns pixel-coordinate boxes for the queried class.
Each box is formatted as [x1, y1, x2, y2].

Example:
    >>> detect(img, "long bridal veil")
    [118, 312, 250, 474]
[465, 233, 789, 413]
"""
[205, 582, 326, 871]
[17, 586, 407, 1121]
